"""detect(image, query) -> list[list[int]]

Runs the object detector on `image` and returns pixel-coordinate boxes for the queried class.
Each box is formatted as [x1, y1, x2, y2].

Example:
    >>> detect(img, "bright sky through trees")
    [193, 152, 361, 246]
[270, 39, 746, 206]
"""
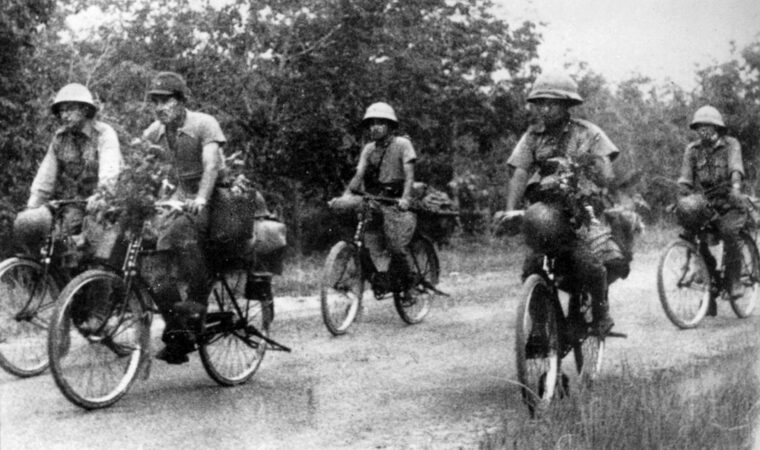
[493, 0, 760, 89]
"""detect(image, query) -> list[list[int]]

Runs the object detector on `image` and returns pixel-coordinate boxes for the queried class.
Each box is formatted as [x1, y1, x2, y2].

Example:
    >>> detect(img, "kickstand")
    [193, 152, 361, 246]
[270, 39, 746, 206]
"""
[420, 279, 450, 297]
[244, 326, 292, 352]
[605, 330, 628, 339]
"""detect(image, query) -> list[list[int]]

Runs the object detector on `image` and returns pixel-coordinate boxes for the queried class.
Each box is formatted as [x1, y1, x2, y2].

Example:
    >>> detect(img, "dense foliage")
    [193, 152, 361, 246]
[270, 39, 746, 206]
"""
[2, 0, 760, 250]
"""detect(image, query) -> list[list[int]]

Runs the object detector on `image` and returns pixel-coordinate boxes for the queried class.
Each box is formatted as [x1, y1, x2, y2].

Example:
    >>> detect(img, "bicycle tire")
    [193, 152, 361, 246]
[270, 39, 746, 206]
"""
[571, 292, 605, 387]
[393, 236, 437, 324]
[200, 270, 268, 386]
[0, 257, 60, 377]
[730, 232, 760, 318]
[515, 274, 560, 417]
[48, 269, 150, 410]
[320, 241, 363, 336]
[657, 239, 711, 329]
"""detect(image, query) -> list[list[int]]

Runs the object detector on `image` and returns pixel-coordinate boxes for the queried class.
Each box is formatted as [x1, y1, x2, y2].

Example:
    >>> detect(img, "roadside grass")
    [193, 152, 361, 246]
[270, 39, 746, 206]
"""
[275, 234, 522, 297]
[481, 347, 758, 450]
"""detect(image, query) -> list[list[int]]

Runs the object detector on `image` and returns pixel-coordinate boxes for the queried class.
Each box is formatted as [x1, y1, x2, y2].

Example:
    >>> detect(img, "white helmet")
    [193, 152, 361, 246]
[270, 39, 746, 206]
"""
[362, 102, 398, 125]
[690, 105, 725, 130]
[51, 83, 97, 118]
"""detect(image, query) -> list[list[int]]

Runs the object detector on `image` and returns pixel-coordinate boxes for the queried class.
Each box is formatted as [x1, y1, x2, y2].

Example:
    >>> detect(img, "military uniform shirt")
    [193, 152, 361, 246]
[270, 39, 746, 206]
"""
[677, 135, 743, 192]
[508, 117, 619, 186]
[28, 120, 122, 208]
[142, 109, 226, 194]
[357, 135, 416, 185]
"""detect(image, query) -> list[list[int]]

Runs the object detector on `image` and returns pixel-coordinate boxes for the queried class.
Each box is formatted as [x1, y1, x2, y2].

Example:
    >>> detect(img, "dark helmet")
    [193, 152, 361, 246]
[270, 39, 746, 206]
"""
[675, 193, 712, 230]
[147, 71, 188, 101]
[522, 202, 574, 254]
[527, 71, 583, 106]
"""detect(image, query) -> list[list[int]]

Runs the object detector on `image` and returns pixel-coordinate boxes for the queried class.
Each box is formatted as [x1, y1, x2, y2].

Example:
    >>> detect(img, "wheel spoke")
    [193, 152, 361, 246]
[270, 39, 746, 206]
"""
[0, 259, 59, 377]
[200, 271, 267, 386]
[49, 270, 148, 409]
[658, 240, 711, 328]
[321, 242, 362, 335]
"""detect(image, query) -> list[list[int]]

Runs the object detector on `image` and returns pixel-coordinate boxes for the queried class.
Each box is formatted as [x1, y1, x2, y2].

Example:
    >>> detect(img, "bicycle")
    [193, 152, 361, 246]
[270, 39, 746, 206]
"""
[47, 201, 291, 410]
[0, 199, 88, 377]
[502, 156, 627, 416]
[515, 244, 626, 417]
[320, 194, 449, 336]
[657, 203, 759, 329]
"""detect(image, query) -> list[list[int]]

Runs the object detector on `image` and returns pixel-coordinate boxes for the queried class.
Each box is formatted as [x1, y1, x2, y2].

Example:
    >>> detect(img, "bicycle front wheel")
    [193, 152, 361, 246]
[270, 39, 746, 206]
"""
[394, 237, 438, 324]
[515, 274, 560, 416]
[0, 257, 60, 377]
[571, 293, 605, 387]
[48, 270, 150, 410]
[320, 241, 363, 336]
[657, 239, 711, 329]
[730, 232, 760, 318]
[200, 271, 268, 386]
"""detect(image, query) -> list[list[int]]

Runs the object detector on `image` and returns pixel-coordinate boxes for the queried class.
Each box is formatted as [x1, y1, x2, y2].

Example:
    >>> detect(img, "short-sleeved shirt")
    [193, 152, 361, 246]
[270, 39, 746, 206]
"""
[29, 120, 122, 208]
[358, 135, 416, 186]
[677, 135, 743, 196]
[507, 117, 619, 187]
[142, 109, 226, 194]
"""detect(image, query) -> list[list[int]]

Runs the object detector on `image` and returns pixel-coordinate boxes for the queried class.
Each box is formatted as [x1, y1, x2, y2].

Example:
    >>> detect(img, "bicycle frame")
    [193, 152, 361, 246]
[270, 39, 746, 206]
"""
[680, 218, 758, 297]
[534, 256, 590, 358]
[351, 196, 442, 299]
[98, 217, 290, 353]
[12, 200, 88, 321]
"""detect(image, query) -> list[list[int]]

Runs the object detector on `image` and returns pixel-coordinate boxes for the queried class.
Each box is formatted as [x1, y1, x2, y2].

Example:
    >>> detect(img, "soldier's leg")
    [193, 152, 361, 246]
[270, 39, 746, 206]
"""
[570, 242, 613, 334]
[154, 214, 209, 364]
[717, 209, 746, 297]
[382, 206, 417, 289]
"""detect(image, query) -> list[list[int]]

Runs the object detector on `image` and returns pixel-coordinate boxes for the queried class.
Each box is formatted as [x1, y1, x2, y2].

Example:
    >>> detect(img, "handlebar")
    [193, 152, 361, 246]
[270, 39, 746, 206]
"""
[349, 190, 459, 216]
[47, 199, 87, 210]
[154, 199, 187, 212]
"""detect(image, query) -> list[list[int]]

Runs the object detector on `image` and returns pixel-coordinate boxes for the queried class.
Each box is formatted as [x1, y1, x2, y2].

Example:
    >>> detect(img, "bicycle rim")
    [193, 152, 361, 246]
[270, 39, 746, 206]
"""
[320, 241, 363, 335]
[200, 271, 267, 386]
[393, 237, 437, 324]
[48, 270, 149, 410]
[657, 240, 710, 328]
[0, 258, 59, 377]
[515, 274, 560, 416]
[730, 233, 759, 318]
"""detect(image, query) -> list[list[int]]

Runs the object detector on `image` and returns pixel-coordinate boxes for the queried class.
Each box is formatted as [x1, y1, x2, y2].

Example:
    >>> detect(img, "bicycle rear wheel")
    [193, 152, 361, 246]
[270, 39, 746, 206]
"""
[730, 232, 760, 318]
[571, 293, 604, 387]
[200, 271, 268, 386]
[657, 239, 711, 329]
[48, 269, 150, 410]
[320, 241, 363, 335]
[394, 237, 438, 324]
[0, 257, 60, 377]
[515, 274, 560, 416]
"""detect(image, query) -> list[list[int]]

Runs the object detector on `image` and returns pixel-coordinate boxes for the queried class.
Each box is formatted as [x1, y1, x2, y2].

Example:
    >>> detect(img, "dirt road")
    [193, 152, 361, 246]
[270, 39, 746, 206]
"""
[1, 251, 758, 449]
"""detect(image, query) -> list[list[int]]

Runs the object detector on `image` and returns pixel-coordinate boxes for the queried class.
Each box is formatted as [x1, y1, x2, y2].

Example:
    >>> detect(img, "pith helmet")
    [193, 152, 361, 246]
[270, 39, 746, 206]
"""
[147, 71, 188, 100]
[362, 102, 398, 125]
[690, 106, 725, 130]
[527, 71, 583, 105]
[51, 83, 97, 118]
[675, 193, 712, 231]
[522, 202, 574, 255]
